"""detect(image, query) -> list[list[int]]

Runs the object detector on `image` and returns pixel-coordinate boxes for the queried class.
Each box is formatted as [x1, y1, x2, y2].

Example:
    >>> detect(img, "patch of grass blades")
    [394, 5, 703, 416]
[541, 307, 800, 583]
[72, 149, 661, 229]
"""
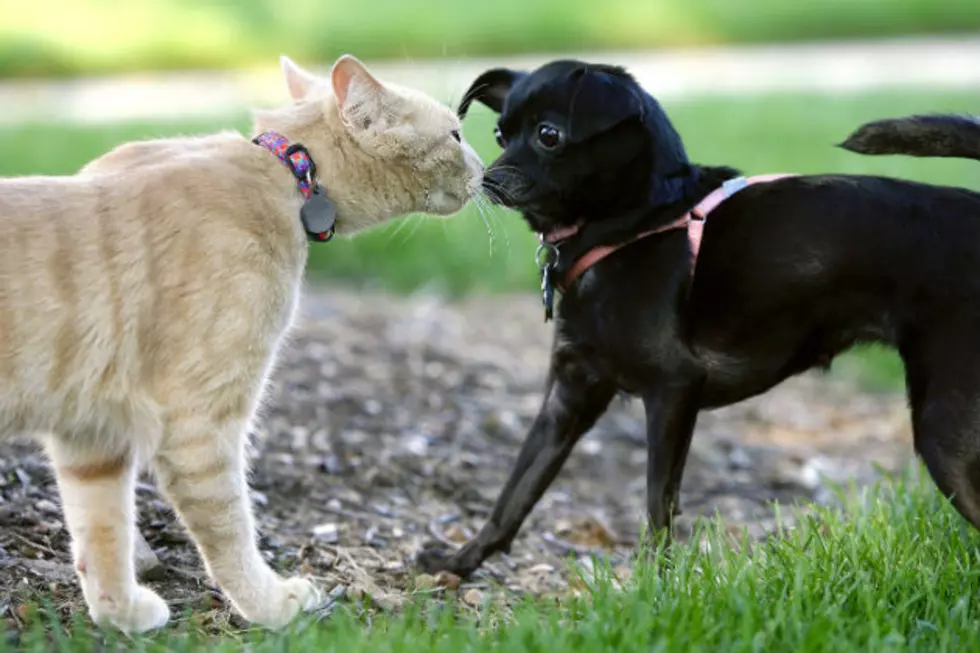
[6, 467, 980, 652]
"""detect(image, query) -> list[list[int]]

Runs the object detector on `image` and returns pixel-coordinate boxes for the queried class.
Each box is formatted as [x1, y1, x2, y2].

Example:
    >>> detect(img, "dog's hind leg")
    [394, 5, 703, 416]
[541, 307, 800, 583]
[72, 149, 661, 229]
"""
[417, 341, 616, 577]
[903, 322, 980, 531]
[642, 380, 703, 538]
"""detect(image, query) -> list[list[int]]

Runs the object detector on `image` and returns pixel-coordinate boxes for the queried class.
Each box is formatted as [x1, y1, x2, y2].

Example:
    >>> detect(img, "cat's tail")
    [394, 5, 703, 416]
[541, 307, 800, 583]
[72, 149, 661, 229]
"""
[838, 114, 980, 162]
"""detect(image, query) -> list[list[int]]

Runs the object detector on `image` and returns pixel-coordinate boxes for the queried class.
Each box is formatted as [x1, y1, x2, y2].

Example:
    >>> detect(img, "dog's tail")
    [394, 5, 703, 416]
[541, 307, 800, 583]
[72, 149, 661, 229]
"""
[839, 114, 980, 162]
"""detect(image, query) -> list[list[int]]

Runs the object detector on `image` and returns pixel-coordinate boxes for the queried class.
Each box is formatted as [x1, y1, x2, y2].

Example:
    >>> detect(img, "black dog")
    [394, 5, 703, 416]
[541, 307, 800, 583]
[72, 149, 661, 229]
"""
[417, 59, 980, 578]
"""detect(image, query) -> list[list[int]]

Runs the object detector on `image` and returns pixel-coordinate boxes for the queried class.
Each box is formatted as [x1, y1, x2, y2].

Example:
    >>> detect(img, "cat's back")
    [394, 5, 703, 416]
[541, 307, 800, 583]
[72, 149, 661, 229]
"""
[0, 132, 307, 442]
[80, 130, 245, 175]
[0, 131, 303, 295]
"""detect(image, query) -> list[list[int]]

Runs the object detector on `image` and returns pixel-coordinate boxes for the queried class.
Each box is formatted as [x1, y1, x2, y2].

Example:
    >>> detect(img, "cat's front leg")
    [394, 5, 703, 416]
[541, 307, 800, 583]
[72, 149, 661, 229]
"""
[48, 444, 171, 633]
[153, 414, 321, 629]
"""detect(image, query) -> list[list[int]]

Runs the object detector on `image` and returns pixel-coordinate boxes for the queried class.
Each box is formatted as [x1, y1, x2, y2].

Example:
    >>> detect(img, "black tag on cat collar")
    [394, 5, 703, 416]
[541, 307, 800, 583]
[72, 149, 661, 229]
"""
[301, 186, 336, 243]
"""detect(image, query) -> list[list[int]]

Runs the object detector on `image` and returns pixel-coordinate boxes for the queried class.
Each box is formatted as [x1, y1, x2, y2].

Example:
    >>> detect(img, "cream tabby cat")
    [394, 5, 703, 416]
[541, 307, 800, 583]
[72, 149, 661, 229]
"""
[0, 54, 482, 633]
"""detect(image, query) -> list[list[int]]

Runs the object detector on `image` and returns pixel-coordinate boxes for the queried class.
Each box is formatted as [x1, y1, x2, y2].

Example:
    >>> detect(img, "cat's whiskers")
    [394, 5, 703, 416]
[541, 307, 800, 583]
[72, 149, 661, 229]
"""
[386, 208, 418, 242]
[402, 212, 427, 244]
[472, 194, 496, 257]
[387, 212, 422, 248]
[490, 195, 514, 251]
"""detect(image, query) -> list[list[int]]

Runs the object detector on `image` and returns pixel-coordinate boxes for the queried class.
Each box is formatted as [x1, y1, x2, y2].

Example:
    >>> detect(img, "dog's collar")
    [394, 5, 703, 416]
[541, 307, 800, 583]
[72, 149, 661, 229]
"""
[536, 174, 795, 320]
[252, 131, 335, 243]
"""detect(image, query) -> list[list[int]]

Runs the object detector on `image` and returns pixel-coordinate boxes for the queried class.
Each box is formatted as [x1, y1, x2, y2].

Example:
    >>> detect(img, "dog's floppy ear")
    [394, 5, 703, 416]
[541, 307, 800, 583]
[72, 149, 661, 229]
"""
[457, 68, 527, 118]
[567, 67, 644, 144]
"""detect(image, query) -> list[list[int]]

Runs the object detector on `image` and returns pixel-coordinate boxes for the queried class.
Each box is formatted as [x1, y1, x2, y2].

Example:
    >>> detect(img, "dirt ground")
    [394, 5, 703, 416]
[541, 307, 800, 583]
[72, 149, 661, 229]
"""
[0, 288, 915, 632]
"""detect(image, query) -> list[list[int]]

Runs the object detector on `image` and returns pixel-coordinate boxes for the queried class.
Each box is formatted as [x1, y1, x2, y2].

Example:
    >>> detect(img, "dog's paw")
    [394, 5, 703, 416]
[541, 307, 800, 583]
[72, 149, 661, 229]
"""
[416, 547, 478, 578]
[416, 547, 454, 574]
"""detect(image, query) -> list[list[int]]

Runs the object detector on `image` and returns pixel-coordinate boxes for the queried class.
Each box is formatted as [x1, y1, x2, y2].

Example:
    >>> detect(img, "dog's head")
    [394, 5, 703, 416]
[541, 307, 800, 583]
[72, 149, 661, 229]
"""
[459, 60, 694, 238]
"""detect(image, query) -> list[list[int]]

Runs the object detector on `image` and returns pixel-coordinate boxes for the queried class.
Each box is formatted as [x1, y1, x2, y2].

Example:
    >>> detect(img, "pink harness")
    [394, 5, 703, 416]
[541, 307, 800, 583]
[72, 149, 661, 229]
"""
[555, 174, 795, 292]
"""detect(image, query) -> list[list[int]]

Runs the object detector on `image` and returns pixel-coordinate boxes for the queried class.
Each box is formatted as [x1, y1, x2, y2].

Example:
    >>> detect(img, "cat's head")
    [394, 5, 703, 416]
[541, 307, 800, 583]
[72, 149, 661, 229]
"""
[271, 55, 484, 235]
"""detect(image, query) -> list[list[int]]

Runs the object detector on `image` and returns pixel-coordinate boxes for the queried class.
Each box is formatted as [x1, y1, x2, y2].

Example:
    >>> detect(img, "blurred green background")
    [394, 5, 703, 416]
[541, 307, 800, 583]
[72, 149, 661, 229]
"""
[0, 0, 977, 78]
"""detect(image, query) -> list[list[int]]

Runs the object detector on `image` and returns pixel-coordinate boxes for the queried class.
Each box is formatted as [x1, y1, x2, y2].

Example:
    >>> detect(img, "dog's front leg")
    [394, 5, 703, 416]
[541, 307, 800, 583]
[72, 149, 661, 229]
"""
[418, 343, 616, 577]
[642, 381, 702, 540]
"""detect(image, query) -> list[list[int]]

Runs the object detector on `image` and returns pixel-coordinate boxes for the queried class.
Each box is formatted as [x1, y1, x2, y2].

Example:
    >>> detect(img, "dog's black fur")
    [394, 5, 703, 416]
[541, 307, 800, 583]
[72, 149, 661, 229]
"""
[417, 60, 980, 578]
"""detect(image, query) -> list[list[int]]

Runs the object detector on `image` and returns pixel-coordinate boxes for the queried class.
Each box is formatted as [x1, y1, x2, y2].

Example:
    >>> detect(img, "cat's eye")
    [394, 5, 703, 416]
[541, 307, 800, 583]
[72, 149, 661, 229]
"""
[537, 123, 563, 150]
[451, 129, 461, 143]
[494, 126, 506, 148]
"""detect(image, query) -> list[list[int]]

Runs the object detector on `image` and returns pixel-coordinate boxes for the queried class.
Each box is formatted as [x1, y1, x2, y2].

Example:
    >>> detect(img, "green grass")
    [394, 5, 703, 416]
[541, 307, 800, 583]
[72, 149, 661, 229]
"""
[0, 0, 978, 78]
[8, 468, 980, 652]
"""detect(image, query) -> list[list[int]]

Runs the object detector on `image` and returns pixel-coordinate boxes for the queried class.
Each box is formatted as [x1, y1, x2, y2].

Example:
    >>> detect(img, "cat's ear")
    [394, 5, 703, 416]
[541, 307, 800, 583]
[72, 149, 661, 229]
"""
[331, 54, 387, 131]
[457, 68, 527, 119]
[280, 55, 320, 102]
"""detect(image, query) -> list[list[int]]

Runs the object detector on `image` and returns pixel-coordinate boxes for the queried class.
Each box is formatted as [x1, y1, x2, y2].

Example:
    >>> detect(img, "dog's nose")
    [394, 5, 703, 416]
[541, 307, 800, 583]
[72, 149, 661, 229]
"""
[482, 165, 513, 190]
[480, 170, 509, 205]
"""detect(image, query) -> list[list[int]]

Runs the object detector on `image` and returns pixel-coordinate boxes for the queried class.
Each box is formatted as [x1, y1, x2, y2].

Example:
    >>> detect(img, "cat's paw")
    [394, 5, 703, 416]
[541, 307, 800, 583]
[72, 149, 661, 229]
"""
[245, 577, 322, 630]
[90, 585, 170, 634]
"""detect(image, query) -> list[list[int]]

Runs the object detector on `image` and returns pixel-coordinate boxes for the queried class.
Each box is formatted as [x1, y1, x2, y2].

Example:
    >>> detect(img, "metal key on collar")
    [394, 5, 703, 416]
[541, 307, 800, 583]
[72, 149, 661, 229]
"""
[535, 238, 560, 322]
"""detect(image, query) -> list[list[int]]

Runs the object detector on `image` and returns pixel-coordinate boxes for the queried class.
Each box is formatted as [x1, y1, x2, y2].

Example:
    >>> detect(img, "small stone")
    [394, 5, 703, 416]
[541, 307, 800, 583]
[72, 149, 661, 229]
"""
[614, 566, 632, 583]
[263, 535, 283, 550]
[434, 571, 461, 590]
[528, 563, 555, 574]
[320, 455, 343, 475]
[313, 523, 340, 543]
[134, 532, 165, 581]
[14, 469, 30, 489]
[580, 439, 602, 456]
[555, 514, 618, 548]
[347, 586, 365, 601]
[444, 525, 469, 543]
[728, 446, 753, 469]
[291, 426, 310, 449]
[413, 573, 436, 590]
[403, 434, 429, 456]
[462, 588, 483, 606]
[35, 499, 59, 515]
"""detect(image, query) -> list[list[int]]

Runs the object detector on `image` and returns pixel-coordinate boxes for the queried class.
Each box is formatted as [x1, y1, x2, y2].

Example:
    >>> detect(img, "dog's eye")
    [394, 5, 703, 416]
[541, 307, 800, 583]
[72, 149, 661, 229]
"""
[451, 129, 461, 143]
[537, 124, 563, 150]
[494, 126, 506, 148]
